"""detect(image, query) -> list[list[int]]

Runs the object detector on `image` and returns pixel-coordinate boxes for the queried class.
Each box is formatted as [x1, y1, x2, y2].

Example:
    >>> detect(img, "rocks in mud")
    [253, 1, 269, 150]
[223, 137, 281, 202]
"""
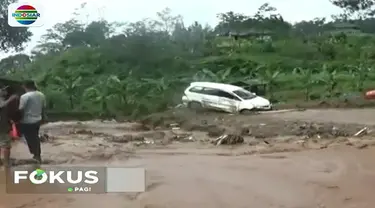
[167, 122, 181, 129]
[237, 121, 355, 139]
[356, 143, 368, 149]
[183, 122, 221, 132]
[104, 136, 128, 143]
[86, 149, 127, 160]
[133, 140, 155, 146]
[345, 138, 375, 149]
[239, 127, 250, 136]
[290, 122, 350, 138]
[104, 133, 158, 146]
[180, 119, 227, 137]
[238, 123, 278, 138]
[206, 126, 226, 137]
[39, 133, 50, 142]
[170, 130, 195, 142]
[70, 129, 93, 134]
[213, 134, 244, 145]
[101, 119, 117, 123]
[248, 139, 261, 146]
[140, 115, 166, 129]
[130, 123, 151, 131]
[105, 134, 145, 143]
[170, 135, 194, 142]
[139, 110, 189, 129]
[103, 129, 196, 145]
[11, 158, 60, 166]
[170, 134, 195, 142]
[39, 133, 58, 143]
[69, 128, 108, 137]
[142, 131, 166, 140]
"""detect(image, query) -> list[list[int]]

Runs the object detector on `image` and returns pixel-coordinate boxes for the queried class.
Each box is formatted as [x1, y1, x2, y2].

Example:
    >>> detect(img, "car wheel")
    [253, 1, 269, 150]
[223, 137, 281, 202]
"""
[188, 101, 203, 110]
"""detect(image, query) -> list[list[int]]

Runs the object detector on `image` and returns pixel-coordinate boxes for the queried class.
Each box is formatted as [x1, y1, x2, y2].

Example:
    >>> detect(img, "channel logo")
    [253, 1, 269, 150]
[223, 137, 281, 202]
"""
[8, 3, 44, 27]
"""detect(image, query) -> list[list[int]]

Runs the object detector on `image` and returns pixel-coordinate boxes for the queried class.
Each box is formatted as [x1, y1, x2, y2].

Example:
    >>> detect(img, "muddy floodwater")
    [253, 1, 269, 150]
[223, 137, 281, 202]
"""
[1, 108, 375, 208]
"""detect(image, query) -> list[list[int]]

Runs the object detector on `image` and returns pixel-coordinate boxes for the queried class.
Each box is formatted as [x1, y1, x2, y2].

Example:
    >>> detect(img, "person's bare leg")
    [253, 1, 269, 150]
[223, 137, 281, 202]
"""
[0, 134, 11, 169]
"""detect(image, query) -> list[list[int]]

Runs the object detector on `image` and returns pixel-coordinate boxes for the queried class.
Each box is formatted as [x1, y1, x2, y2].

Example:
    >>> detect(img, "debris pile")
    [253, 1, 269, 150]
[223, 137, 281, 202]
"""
[105, 135, 145, 143]
[290, 122, 349, 138]
[69, 128, 108, 137]
[213, 134, 244, 145]
[239, 121, 370, 139]
[353, 127, 368, 137]
[171, 128, 194, 142]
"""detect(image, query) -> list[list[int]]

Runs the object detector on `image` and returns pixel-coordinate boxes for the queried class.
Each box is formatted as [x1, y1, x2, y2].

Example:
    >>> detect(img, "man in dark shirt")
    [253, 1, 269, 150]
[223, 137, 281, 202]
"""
[0, 87, 18, 168]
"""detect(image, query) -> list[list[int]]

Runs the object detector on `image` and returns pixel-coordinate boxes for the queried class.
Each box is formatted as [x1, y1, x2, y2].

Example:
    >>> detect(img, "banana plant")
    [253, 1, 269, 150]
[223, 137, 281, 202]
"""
[141, 77, 169, 93]
[52, 75, 82, 109]
[317, 68, 338, 98]
[239, 64, 265, 78]
[292, 67, 316, 101]
[83, 75, 125, 115]
[257, 66, 280, 100]
[349, 65, 371, 92]
[140, 76, 183, 110]
[194, 67, 233, 83]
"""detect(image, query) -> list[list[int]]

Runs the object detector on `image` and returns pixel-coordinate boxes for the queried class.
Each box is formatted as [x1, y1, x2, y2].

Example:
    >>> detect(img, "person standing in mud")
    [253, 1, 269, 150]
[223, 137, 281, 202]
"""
[19, 80, 46, 164]
[0, 86, 19, 167]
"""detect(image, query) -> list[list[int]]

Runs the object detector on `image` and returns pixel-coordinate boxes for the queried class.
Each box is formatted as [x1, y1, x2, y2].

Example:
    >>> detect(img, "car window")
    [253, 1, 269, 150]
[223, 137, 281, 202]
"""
[189, 87, 240, 101]
[233, 89, 257, 100]
[202, 87, 220, 96]
[189, 86, 204, 93]
[217, 90, 241, 100]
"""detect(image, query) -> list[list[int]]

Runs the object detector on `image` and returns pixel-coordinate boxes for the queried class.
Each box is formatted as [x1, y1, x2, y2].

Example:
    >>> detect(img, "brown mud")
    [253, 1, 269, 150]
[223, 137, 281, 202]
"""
[2, 108, 375, 207]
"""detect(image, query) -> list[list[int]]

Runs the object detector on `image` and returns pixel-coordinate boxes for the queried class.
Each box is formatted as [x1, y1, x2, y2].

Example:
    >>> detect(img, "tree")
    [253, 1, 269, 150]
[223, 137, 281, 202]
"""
[0, 53, 30, 74]
[330, 0, 375, 18]
[0, 0, 32, 52]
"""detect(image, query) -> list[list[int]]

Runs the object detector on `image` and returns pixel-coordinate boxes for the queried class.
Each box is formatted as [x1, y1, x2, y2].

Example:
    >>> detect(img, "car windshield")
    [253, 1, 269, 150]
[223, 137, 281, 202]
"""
[233, 89, 257, 100]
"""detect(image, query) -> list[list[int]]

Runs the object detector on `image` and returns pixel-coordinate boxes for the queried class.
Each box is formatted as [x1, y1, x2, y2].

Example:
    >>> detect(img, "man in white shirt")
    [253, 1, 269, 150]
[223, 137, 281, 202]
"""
[19, 80, 46, 163]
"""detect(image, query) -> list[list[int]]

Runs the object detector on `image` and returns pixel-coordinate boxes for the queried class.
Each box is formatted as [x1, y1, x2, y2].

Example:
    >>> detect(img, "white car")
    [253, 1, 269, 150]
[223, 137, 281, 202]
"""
[182, 82, 272, 113]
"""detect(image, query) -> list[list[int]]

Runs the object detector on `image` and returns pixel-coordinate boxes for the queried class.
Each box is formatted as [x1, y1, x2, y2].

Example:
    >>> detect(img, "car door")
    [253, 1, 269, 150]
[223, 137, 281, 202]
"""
[186, 86, 205, 104]
[216, 90, 241, 113]
[200, 87, 221, 109]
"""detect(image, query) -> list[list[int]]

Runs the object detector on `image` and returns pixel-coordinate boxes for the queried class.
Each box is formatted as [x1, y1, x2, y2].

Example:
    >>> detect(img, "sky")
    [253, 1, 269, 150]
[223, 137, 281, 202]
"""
[1, 0, 342, 59]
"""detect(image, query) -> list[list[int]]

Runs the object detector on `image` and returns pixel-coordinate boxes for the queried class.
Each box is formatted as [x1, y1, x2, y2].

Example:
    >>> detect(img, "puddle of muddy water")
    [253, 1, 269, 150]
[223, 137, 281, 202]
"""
[3, 147, 375, 208]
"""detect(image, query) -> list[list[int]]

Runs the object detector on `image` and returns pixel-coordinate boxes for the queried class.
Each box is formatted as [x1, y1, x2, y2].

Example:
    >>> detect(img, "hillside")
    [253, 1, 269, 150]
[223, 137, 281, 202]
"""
[2, 2, 375, 117]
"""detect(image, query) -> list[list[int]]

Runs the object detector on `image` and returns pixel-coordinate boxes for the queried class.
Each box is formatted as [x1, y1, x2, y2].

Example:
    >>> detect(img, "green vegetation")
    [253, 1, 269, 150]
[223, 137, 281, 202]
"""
[2, 1, 375, 117]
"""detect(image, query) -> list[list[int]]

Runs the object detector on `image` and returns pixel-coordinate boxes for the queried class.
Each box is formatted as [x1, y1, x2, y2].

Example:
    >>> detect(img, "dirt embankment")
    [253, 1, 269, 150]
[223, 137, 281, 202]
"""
[137, 108, 375, 149]
[2, 108, 375, 207]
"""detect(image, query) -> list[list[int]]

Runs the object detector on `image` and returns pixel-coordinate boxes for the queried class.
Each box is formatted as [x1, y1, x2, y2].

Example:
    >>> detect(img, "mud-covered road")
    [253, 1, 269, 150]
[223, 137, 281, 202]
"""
[2, 108, 375, 208]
